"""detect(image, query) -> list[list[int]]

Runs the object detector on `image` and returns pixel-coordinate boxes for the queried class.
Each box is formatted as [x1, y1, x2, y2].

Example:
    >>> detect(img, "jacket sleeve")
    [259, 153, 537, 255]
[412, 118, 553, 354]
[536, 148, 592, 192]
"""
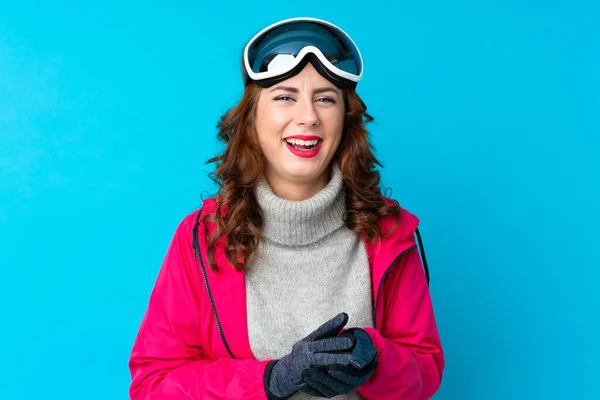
[358, 245, 445, 400]
[128, 216, 271, 400]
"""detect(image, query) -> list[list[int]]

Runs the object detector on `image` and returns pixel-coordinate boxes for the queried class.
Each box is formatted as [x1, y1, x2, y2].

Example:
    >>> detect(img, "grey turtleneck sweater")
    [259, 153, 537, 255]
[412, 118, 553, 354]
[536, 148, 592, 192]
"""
[246, 164, 373, 400]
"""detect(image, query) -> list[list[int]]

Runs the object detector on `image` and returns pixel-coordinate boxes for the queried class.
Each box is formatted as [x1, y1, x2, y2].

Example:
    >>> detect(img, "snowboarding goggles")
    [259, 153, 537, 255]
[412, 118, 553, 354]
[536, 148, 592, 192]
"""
[242, 17, 364, 89]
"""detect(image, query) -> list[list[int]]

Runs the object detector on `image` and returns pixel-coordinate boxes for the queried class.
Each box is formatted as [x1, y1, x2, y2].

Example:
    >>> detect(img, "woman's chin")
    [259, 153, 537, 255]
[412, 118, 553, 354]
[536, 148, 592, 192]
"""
[280, 162, 329, 183]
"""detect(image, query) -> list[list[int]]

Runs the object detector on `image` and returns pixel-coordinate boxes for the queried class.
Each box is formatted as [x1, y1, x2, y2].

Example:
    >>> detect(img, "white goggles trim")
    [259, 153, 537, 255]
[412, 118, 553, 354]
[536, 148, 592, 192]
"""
[243, 17, 363, 83]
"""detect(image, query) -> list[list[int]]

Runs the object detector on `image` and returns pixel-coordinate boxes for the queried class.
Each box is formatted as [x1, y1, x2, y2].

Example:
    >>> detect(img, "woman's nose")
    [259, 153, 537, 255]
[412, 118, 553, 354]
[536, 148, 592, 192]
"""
[295, 98, 320, 127]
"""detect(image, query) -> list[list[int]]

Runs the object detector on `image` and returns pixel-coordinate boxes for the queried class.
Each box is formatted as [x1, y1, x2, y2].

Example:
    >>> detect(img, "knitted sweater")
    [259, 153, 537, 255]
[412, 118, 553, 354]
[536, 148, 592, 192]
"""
[246, 164, 373, 400]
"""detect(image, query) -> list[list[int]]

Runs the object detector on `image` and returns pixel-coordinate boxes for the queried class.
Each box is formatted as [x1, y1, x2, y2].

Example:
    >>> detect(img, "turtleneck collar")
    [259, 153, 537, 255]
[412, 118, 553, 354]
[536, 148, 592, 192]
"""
[255, 163, 346, 246]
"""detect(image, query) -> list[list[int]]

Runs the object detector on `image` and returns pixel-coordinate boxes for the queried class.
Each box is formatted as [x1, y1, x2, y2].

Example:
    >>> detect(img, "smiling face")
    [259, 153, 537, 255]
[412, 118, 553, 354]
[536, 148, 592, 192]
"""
[254, 62, 345, 199]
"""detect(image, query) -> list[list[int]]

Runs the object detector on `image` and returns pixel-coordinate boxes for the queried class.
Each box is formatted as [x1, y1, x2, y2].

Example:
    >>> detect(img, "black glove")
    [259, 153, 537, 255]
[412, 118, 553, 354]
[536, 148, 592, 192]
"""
[300, 328, 378, 398]
[264, 313, 355, 400]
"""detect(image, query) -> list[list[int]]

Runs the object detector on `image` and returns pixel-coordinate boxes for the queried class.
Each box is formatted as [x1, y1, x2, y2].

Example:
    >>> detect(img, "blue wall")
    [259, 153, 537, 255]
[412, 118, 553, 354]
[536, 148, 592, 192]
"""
[1, 1, 598, 398]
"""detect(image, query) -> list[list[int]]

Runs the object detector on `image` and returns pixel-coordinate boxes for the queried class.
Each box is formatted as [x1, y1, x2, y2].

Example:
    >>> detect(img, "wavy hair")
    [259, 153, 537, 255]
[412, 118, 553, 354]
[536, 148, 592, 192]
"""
[204, 80, 400, 272]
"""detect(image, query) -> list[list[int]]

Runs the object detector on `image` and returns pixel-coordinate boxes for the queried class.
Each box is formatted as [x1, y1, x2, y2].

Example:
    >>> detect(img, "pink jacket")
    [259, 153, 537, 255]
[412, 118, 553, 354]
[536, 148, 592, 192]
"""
[129, 197, 444, 399]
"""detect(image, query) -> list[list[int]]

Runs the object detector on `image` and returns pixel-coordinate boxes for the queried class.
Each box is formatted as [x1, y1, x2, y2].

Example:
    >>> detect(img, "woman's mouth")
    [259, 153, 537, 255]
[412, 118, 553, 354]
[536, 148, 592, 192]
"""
[283, 138, 323, 158]
[284, 138, 321, 150]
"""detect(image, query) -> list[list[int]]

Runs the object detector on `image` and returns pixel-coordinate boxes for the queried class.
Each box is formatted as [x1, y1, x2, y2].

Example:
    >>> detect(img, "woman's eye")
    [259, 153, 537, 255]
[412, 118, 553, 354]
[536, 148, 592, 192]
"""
[316, 97, 336, 104]
[273, 96, 336, 103]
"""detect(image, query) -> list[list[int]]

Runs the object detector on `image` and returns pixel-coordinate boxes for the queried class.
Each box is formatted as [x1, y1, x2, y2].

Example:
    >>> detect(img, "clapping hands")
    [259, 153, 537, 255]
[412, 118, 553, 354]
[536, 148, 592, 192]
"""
[265, 313, 378, 399]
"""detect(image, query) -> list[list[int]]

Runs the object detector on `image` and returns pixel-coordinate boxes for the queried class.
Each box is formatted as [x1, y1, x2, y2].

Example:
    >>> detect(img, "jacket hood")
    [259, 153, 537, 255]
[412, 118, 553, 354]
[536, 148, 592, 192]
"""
[199, 197, 419, 243]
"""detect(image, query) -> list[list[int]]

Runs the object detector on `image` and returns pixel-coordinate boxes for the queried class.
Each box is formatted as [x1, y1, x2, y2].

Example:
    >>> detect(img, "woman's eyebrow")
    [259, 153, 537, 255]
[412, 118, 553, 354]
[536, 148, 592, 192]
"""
[269, 85, 341, 96]
[313, 87, 341, 96]
[269, 85, 299, 93]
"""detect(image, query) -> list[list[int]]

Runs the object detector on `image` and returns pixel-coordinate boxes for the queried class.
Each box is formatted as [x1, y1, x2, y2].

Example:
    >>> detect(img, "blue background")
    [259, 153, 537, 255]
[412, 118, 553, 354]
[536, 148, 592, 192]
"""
[1, 1, 598, 399]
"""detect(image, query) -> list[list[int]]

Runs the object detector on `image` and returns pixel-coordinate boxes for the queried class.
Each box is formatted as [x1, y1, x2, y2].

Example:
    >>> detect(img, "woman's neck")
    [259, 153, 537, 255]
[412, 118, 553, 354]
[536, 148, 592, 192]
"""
[263, 167, 330, 201]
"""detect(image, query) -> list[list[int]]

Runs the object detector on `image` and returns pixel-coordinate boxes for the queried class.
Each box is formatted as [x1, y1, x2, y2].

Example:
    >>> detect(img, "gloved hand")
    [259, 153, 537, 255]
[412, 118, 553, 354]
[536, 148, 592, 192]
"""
[264, 313, 355, 400]
[300, 328, 378, 398]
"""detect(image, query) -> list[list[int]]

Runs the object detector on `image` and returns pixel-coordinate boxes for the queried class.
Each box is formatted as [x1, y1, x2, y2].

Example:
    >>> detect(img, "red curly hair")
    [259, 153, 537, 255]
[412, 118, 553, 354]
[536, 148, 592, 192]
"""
[204, 81, 400, 272]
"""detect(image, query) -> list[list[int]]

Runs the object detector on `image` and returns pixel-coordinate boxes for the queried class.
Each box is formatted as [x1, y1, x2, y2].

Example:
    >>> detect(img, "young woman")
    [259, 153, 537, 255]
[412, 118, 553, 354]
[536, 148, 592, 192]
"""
[129, 17, 444, 400]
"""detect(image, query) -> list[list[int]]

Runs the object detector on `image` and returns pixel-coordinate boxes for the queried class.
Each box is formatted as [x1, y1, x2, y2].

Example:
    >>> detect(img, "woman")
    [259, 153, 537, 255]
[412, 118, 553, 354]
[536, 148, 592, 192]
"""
[129, 17, 444, 400]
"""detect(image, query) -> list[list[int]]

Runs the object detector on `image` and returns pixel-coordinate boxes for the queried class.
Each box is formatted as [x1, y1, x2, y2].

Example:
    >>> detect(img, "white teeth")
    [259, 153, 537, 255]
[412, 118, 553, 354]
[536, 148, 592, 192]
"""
[285, 138, 319, 146]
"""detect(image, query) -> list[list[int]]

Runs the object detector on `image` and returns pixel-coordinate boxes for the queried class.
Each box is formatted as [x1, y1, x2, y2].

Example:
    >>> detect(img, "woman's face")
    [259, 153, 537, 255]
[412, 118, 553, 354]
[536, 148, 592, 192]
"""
[255, 63, 345, 198]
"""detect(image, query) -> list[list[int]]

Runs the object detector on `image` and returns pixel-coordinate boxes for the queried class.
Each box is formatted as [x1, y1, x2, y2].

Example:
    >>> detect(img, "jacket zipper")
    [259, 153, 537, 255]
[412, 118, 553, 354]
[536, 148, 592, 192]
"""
[373, 245, 417, 329]
[192, 211, 236, 359]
